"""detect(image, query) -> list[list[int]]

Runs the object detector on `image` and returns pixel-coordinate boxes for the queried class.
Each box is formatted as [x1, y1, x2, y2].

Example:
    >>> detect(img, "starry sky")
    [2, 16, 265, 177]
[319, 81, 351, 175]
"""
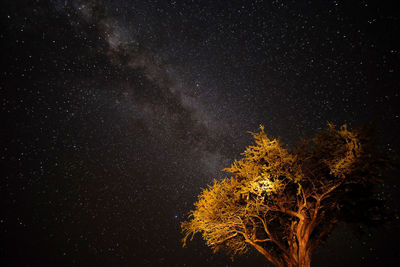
[1, 0, 399, 266]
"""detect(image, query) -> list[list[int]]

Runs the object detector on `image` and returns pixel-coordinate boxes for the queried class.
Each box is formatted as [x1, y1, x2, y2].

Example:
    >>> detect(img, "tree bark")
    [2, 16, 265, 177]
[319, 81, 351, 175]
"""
[284, 218, 312, 267]
[249, 215, 314, 267]
[296, 239, 311, 267]
[250, 236, 312, 267]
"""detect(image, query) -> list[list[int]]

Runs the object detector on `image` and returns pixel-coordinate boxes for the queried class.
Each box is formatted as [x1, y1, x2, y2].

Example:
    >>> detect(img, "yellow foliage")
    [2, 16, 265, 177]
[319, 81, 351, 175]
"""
[313, 123, 362, 178]
[224, 125, 303, 183]
[182, 177, 249, 255]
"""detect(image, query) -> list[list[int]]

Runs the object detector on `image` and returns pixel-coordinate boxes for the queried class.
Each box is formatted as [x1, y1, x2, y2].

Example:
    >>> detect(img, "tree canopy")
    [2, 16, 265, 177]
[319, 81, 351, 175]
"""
[181, 124, 390, 267]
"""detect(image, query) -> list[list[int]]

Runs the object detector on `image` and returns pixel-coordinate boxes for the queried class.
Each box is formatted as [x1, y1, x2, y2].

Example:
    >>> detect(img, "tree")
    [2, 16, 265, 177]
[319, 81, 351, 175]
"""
[181, 124, 390, 267]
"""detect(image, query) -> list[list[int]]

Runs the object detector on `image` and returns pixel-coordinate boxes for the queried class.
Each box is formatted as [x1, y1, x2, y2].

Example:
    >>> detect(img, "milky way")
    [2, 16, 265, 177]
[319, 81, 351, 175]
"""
[2, 0, 399, 266]
[59, 0, 236, 177]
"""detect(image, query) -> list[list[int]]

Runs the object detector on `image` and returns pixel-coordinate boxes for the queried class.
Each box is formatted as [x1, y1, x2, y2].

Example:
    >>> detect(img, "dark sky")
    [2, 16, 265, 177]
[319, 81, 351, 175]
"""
[1, 0, 399, 266]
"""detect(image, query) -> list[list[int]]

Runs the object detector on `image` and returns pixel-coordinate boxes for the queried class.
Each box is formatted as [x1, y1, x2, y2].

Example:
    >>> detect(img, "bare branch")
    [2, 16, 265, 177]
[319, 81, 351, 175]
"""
[214, 233, 238, 245]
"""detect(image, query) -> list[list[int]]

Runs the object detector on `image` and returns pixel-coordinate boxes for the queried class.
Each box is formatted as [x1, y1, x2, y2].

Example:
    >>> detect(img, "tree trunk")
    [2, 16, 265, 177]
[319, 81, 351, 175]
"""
[283, 249, 311, 267]
[251, 219, 314, 267]
[293, 218, 312, 267]
[297, 240, 311, 267]
[256, 242, 312, 267]
[297, 251, 311, 267]
[282, 258, 298, 267]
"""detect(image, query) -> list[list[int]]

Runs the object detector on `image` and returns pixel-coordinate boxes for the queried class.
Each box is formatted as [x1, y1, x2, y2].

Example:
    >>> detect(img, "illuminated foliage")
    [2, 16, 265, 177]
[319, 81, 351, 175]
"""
[182, 124, 389, 267]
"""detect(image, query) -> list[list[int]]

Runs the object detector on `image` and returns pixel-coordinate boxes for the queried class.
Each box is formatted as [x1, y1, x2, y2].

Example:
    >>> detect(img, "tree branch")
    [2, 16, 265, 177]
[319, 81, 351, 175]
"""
[214, 233, 238, 245]
[249, 214, 291, 261]
[319, 178, 345, 201]
[245, 237, 285, 267]
[260, 204, 305, 221]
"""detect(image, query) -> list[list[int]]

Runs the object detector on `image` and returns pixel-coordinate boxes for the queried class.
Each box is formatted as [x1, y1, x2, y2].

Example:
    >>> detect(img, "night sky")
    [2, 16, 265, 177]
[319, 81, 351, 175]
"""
[1, 0, 400, 266]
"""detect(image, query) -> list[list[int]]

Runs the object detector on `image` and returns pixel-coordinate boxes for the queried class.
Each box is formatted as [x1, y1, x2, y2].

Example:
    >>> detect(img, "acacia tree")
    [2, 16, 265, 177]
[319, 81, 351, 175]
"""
[182, 124, 389, 267]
